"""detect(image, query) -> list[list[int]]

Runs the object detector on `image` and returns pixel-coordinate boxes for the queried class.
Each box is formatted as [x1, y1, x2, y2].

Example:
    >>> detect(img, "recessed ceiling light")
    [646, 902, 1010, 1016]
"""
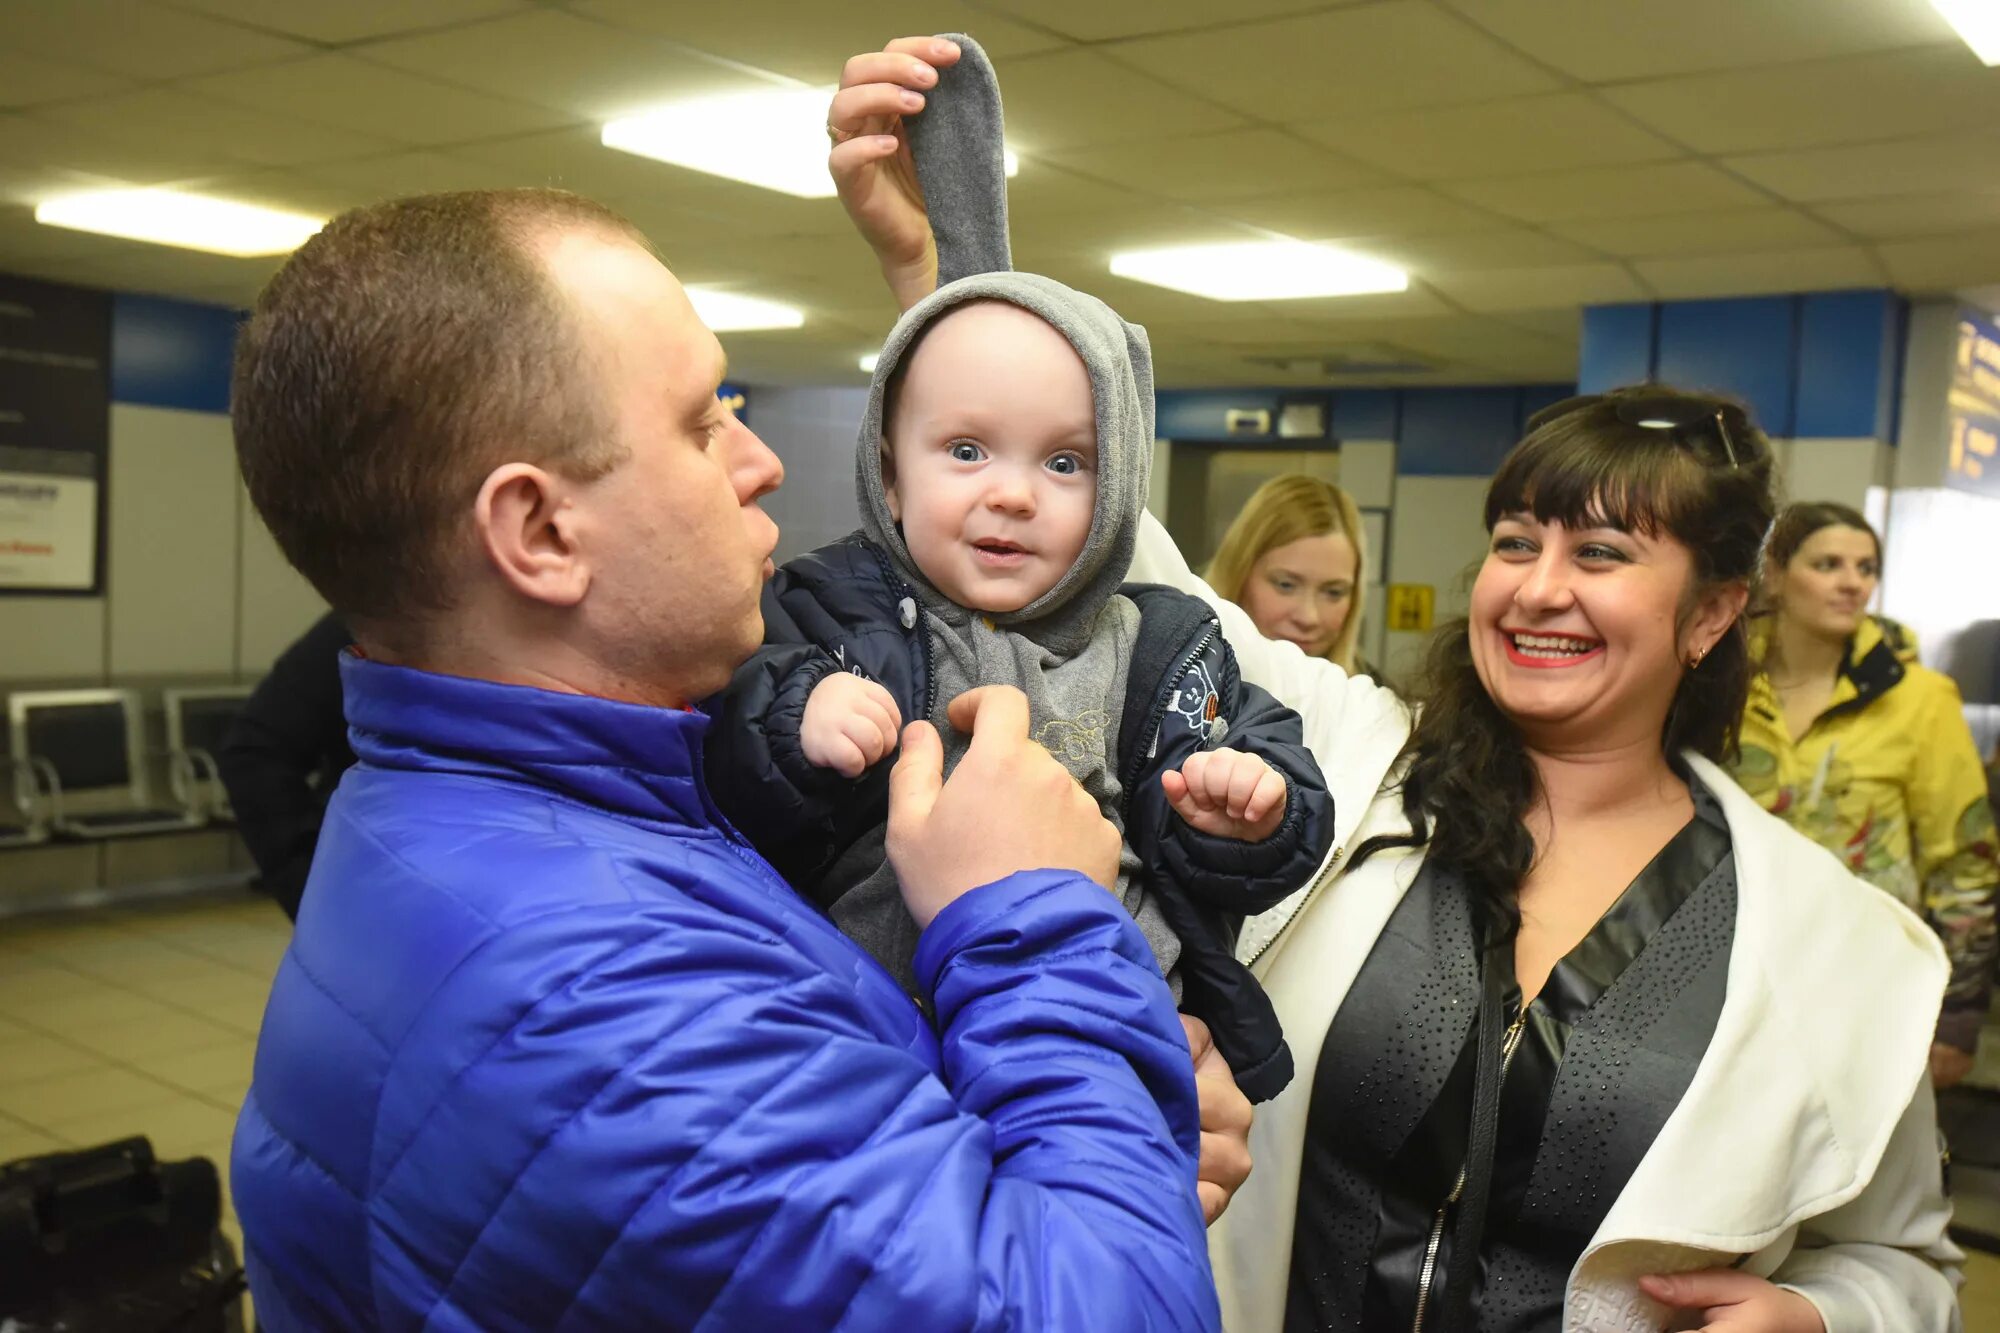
[602, 87, 1020, 199]
[685, 286, 804, 332]
[1108, 239, 1408, 302]
[858, 352, 880, 373]
[34, 189, 325, 256]
[1931, 0, 2000, 63]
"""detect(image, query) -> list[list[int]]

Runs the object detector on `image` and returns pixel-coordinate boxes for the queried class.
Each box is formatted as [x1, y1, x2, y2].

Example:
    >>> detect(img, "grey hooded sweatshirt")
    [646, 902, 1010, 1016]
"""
[822, 36, 1182, 988]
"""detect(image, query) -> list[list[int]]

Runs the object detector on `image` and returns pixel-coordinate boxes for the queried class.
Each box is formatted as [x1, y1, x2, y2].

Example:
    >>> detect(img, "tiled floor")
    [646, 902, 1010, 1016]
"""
[2, 890, 1999, 1328]
[0, 890, 286, 1273]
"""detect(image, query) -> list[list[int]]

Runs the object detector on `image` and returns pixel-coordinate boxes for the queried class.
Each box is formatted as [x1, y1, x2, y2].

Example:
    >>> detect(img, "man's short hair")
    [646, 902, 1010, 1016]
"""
[233, 188, 648, 637]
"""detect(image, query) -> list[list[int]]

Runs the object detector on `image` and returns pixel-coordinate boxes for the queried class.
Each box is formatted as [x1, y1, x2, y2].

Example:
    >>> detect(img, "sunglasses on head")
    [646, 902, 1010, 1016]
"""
[1527, 391, 1746, 468]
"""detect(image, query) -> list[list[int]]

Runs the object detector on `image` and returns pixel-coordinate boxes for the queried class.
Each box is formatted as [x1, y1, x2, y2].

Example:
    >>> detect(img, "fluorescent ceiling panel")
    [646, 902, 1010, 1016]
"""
[1109, 239, 1408, 301]
[35, 188, 325, 256]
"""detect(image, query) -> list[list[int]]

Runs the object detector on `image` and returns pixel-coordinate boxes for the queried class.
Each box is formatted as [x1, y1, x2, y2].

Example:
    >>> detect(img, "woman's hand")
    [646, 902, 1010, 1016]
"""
[1929, 1040, 1974, 1089]
[1638, 1271, 1825, 1331]
[828, 36, 955, 312]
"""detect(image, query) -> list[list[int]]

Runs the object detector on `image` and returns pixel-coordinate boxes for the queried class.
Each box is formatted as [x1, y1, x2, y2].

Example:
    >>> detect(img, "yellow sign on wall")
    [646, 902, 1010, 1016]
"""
[1385, 583, 1435, 632]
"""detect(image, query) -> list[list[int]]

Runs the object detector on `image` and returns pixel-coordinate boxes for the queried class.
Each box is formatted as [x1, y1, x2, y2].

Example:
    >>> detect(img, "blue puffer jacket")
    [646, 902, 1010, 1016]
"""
[232, 655, 1219, 1332]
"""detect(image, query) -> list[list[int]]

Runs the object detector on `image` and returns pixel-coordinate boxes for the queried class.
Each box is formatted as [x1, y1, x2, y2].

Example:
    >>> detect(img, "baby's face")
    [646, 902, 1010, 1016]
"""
[883, 302, 1097, 614]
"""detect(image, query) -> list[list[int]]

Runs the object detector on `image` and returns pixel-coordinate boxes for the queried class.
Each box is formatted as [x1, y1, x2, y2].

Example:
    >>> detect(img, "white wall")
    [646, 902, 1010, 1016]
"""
[1382, 475, 1490, 683]
[750, 385, 871, 562]
[0, 404, 325, 686]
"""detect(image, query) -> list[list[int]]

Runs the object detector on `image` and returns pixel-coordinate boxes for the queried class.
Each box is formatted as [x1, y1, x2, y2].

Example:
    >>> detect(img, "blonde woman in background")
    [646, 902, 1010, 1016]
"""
[1206, 474, 1371, 676]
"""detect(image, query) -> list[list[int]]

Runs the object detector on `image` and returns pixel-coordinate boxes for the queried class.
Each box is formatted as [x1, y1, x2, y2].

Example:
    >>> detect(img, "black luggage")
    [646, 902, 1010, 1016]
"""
[0, 1135, 246, 1331]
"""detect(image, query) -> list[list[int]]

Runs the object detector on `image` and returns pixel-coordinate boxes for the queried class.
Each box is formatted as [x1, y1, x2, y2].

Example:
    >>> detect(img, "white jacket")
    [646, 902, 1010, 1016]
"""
[1132, 515, 1964, 1333]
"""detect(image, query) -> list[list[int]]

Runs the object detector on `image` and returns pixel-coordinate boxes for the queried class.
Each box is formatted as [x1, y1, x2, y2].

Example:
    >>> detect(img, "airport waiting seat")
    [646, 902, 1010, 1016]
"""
[164, 687, 252, 823]
[0, 757, 49, 849]
[6, 690, 204, 840]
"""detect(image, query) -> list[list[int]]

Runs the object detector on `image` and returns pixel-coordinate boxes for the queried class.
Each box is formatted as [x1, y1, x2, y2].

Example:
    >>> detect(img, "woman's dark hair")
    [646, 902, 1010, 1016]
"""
[1353, 384, 1778, 920]
[1765, 500, 1880, 573]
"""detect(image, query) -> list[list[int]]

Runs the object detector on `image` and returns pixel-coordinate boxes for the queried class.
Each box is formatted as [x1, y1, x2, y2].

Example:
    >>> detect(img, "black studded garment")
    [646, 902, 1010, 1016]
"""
[1285, 779, 1735, 1333]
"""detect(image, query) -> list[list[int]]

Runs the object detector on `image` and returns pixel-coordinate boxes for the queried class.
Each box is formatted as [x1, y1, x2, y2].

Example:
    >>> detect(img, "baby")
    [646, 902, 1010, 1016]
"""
[708, 286, 1334, 1102]
[703, 40, 1333, 1102]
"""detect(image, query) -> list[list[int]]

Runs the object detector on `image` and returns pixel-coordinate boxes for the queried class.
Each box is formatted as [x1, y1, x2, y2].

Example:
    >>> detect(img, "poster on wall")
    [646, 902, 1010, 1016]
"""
[1947, 307, 2000, 500]
[0, 274, 110, 594]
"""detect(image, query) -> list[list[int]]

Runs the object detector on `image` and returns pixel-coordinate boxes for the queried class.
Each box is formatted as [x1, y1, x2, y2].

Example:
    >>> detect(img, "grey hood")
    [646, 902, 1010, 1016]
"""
[855, 35, 1156, 651]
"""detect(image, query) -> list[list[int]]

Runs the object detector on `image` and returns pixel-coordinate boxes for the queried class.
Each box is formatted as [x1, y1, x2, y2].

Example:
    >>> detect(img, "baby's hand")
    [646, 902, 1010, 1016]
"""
[1162, 749, 1287, 842]
[801, 672, 903, 778]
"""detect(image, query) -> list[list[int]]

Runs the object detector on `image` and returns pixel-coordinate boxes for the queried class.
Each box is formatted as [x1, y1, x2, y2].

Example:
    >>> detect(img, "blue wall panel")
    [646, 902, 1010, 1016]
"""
[1578, 303, 1653, 393]
[1154, 388, 1291, 442]
[1398, 387, 1522, 477]
[1796, 290, 1902, 440]
[111, 293, 242, 414]
[1331, 389, 1398, 440]
[1654, 296, 1798, 437]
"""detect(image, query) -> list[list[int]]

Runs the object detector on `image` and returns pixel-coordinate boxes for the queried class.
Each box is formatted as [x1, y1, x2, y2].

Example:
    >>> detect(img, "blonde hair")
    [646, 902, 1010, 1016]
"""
[1205, 473, 1367, 671]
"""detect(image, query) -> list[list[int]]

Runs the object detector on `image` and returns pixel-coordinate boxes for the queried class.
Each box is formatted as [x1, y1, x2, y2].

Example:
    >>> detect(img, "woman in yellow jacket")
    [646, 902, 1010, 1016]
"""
[1732, 500, 2000, 1087]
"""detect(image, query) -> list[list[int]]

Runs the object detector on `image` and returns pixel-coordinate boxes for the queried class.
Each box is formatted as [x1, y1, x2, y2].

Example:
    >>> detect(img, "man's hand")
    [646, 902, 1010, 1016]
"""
[1930, 1040, 1974, 1090]
[1182, 1015, 1252, 1226]
[887, 686, 1120, 927]
[828, 36, 955, 312]
[1162, 749, 1288, 842]
[801, 671, 903, 778]
[1638, 1271, 1826, 1332]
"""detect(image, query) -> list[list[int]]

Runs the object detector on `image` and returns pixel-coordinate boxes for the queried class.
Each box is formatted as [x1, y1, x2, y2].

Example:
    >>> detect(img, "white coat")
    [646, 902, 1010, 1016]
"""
[1131, 515, 1964, 1333]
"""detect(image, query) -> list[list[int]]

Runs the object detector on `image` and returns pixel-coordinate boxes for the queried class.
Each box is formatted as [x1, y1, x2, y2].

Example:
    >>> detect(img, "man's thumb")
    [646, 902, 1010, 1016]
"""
[888, 720, 944, 826]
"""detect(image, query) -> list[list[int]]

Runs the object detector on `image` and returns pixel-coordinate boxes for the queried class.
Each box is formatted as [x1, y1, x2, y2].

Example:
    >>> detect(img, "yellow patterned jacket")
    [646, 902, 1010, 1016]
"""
[1731, 615, 2000, 1050]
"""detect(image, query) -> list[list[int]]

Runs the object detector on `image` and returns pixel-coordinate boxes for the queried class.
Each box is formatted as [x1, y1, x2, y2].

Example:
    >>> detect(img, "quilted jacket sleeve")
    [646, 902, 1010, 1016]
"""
[1136, 632, 1337, 915]
[703, 639, 861, 887]
[368, 871, 1219, 1333]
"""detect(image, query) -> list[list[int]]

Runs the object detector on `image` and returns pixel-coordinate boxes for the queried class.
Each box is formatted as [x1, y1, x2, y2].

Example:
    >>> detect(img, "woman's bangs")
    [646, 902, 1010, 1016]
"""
[1483, 429, 1695, 539]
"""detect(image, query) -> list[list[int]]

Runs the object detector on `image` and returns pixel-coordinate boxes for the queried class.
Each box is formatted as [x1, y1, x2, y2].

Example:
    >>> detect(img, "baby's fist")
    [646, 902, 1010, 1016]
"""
[1162, 748, 1287, 842]
[801, 671, 903, 778]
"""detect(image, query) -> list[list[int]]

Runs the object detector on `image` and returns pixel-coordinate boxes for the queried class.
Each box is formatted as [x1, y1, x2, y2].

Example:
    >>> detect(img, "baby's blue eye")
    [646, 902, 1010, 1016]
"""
[949, 441, 984, 463]
[1046, 453, 1084, 475]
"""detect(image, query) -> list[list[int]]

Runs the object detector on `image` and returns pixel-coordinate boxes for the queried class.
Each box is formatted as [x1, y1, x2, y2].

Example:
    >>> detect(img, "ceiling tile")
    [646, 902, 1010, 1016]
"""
[35, 88, 397, 171]
[1355, 229, 1606, 272]
[355, 9, 761, 121]
[1297, 93, 1681, 181]
[1109, 2, 1560, 124]
[1441, 160, 1767, 223]
[1813, 192, 2000, 239]
[455, 128, 748, 205]
[173, 0, 530, 45]
[1876, 228, 2000, 290]
[0, 111, 244, 185]
[989, 49, 1246, 152]
[1635, 245, 1885, 299]
[977, 0, 1373, 42]
[1546, 207, 1844, 257]
[1011, 208, 1267, 267]
[1725, 132, 2000, 202]
[1602, 46, 2000, 155]
[186, 54, 571, 148]
[1438, 0, 1957, 82]
[1426, 263, 1650, 313]
[1040, 129, 1382, 203]
[0, 1, 309, 79]
[1212, 185, 1503, 240]
[1242, 286, 1457, 322]
[297, 151, 533, 202]
[0, 52, 133, 111]
[572, 0, 1069, 84]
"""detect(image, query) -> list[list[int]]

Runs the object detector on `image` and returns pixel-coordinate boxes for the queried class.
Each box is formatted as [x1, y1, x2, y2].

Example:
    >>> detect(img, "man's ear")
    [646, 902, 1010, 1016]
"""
[473, 462, 589, 608]
[879, 441, 902, 524]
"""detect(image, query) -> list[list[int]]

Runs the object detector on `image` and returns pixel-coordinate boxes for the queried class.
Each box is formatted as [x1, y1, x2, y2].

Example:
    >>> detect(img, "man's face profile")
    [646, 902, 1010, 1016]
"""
[534, 226, 783, 700]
